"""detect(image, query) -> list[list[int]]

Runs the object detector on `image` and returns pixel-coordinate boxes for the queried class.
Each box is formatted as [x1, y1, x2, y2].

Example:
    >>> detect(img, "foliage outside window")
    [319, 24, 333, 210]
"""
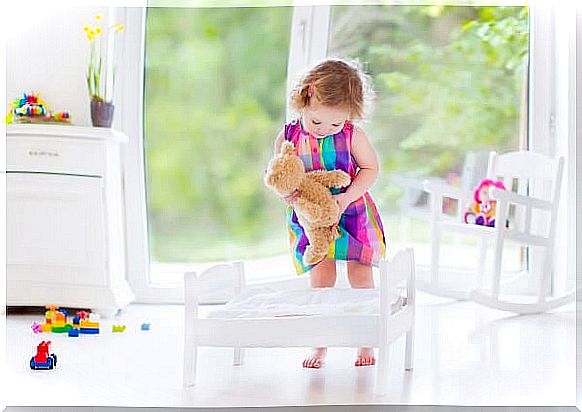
[329, 5, 528, 214]
[144, 7, 292, 262]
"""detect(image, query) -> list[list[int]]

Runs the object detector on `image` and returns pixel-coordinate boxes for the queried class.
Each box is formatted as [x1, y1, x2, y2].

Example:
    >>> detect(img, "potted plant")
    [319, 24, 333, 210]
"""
[84, 14, 124, 128]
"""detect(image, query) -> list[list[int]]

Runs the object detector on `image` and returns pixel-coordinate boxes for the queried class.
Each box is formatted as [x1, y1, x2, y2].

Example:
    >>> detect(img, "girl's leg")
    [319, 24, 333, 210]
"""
[303, 258, 337, 369]
[347, 261, 376, 367]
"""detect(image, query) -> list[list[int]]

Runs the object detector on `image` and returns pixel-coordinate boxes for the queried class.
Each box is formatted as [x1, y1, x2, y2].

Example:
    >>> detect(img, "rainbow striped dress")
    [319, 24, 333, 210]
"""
[285, 119, 386, 275]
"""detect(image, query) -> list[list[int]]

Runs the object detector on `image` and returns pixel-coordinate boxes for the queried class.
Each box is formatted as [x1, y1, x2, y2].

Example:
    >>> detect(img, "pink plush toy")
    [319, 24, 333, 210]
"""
[464, 179, 506, 227]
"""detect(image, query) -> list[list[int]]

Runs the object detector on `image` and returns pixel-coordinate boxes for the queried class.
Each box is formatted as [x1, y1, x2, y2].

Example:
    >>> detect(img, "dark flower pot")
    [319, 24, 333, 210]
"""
[90, 99, 114, 128]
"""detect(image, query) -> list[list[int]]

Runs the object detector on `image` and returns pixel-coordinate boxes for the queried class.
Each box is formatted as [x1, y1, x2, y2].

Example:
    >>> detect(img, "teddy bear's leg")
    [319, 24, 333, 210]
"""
[303, 227, 335, 266]
[294, 198, 324, 225]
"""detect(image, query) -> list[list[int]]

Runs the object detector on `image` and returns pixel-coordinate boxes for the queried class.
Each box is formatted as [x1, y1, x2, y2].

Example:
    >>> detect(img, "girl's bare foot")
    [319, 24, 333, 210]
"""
[355, 347, 375, 367]
[303, 347, 327, 368]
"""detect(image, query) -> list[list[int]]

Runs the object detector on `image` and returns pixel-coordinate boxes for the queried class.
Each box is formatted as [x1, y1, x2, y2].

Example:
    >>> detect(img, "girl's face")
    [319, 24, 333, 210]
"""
[302, 98, 350, 138]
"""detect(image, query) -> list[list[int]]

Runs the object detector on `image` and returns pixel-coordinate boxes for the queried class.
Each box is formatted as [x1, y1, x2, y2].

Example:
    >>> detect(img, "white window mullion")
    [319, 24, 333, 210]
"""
[286, 5, 331, 120]
[528, 1, 558, 296]
[119, 6, 184, 303]
[528, 0, 555, 157]
[552, 2, 577, 297]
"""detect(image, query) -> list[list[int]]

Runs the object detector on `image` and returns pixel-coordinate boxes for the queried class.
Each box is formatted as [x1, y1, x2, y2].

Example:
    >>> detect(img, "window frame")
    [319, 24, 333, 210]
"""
[120, 2, 559, 303]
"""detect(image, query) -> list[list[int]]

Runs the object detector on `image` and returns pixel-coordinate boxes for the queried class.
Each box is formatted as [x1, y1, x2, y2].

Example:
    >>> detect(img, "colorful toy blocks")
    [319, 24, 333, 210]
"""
[112, 325, 126, 333]
[80, 328, 100, 335]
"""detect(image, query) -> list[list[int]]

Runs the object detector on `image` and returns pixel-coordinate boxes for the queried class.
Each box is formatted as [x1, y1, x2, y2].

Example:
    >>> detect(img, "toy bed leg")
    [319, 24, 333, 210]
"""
[404, 328, 414, 371]
[183, 342, 197, 388]
[375, 345, 390, 395]
[233, 347, 244, 366]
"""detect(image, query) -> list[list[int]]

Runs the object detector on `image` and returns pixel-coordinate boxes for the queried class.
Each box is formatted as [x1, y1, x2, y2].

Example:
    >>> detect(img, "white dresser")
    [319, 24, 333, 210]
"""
[6, 124, 135, 314]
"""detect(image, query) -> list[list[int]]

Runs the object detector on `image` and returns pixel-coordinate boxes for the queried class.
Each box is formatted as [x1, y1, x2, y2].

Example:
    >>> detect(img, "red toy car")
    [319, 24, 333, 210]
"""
[30, 341, 57, 370]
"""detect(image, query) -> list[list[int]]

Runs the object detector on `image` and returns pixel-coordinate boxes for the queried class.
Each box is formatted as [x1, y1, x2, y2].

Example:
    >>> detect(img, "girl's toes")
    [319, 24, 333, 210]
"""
[355, 356, 376, 367]
[303, 357, 322, 368]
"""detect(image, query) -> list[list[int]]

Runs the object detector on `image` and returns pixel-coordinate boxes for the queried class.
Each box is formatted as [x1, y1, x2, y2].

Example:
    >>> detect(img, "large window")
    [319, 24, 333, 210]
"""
[143, 7, 293, 283]
[136, 4, 532, 296]
[328, 5, 529, 275]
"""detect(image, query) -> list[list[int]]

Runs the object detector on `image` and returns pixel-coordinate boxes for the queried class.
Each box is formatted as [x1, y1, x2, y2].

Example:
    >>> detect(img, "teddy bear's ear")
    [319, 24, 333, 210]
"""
[280, 141, 295, 156]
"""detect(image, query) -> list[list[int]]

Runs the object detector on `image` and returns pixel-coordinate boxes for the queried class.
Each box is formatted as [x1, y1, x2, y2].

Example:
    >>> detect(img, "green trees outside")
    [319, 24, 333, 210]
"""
[144, 5, 528, 262]
[144, 7, 292, 261]
[329, 6, 529, 212]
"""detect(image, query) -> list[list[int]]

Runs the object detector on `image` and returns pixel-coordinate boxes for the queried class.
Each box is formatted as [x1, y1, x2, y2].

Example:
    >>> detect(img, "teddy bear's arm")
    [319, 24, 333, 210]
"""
[305, 170, 351, 189]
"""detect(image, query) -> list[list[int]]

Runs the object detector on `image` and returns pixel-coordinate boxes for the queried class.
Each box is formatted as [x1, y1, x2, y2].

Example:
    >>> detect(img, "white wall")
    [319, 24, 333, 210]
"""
[6, 6, 111, 127]
[576, 7, 582, 412]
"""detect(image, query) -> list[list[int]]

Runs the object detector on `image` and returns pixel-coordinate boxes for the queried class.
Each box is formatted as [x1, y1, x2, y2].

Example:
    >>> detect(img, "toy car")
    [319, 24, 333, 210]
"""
[30, 341, 57, 370]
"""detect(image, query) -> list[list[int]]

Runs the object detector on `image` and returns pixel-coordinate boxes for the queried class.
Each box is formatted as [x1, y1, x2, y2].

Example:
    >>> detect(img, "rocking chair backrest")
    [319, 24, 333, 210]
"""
[486, 151, 564, 239]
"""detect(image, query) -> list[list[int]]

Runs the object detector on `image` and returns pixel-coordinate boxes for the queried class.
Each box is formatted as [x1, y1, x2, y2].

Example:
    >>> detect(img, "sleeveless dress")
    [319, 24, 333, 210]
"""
[285, 119, 386, 275]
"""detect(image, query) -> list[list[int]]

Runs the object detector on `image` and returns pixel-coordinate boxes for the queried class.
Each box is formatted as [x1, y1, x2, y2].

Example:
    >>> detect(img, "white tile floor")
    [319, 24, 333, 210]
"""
[5, 291, 575, 408]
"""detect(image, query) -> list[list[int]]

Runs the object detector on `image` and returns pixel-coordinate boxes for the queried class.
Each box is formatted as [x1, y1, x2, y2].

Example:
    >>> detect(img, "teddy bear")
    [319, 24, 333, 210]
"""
[264, 141, 352, 266]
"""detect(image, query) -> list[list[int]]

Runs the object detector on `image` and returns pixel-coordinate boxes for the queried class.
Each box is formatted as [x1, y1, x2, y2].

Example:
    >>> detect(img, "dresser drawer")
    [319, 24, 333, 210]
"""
[7, 136, 106, 176]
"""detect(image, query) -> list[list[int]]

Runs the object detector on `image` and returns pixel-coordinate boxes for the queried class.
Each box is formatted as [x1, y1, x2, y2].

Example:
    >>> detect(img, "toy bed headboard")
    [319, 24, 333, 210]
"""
[184, 261, 245, 305]
[184, 248, 415, 306]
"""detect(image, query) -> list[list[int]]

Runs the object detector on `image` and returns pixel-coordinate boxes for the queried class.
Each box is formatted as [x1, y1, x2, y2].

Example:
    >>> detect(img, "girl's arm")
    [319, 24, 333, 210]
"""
[336, 125, 379, 213]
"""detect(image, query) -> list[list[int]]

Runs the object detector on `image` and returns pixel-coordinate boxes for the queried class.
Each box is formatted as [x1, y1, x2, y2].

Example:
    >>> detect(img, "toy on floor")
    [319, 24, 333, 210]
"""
[7, 92, 71, 124]
[79, 313, 100, 334]
[41, 305, 72, 333]
[38, 306, 100, 335]
[30, 341, 57, 370]
[72, 310, 90, 325]
[140, 323, 150, 331]
[112, 324, 126, 333]
[31, 322, 42, 334]
[464, 179, 506, 227]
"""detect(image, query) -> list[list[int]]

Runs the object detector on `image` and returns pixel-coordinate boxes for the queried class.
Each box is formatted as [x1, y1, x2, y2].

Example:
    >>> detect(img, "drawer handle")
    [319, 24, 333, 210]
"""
[28, 150, 60, 157]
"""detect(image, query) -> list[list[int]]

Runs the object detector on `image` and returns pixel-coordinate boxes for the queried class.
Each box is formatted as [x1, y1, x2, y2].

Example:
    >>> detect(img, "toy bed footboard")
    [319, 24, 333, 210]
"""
[183, 248, 415, 393]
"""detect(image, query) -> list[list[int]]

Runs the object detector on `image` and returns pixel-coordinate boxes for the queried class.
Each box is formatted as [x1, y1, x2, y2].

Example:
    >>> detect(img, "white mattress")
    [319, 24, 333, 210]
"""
[206, 287, 405, 319]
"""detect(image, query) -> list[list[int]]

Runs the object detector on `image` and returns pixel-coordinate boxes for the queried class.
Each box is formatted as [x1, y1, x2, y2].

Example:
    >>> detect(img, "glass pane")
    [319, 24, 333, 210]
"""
[328, 5, 529, 274]
[144, 8, 292, 276]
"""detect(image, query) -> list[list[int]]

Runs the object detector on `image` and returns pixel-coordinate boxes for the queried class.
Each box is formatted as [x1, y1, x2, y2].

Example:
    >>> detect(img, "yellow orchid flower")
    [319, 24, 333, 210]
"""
[114, 23, 125, 33]
[96, 14, 103, 21]
[95, 27, 102, 35]
[83, 26, 90, 32]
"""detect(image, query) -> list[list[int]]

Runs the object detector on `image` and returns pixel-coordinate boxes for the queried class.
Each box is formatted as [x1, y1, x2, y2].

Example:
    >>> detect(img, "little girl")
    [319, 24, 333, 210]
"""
[272, 58, 386, 369]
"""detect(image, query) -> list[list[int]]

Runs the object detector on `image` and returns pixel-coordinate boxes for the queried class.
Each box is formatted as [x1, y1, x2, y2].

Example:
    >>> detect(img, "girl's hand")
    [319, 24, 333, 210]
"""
[333, 193, 352, 219]
[281, 190, 300, 205]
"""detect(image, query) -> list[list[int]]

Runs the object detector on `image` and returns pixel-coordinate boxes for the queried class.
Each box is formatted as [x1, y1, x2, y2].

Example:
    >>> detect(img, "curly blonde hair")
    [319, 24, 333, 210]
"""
[289, 58, 374, 120]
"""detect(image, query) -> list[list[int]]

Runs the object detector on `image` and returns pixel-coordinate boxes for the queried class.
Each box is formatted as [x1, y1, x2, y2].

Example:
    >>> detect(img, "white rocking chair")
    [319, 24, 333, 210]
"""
[424, 150, 574, 314]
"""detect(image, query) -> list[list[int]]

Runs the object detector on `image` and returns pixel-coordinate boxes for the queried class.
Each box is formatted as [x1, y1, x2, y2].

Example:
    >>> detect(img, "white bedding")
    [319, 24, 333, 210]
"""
[206, 287, 405, 319]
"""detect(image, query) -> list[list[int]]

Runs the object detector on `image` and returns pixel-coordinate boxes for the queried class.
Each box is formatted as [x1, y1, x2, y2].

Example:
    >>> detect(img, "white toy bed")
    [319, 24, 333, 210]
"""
[183, 248, 415, 395]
